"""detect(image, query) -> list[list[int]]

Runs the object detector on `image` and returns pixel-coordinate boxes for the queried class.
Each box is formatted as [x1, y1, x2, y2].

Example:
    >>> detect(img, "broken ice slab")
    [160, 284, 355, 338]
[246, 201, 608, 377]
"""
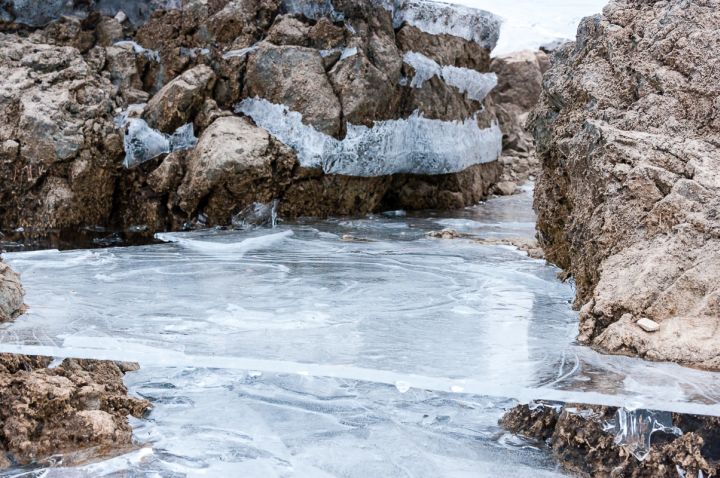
[235, 97, 503, 176]
[403, 51, 498, 101]
[602, 408, 682, 461]
[117, 116, 197, 168]
[231, 200, 280, 230]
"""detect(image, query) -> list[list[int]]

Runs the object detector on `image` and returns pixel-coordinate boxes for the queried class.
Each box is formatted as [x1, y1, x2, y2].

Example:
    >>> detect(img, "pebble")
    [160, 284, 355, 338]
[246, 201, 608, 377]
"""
[637, 317, 660, 332]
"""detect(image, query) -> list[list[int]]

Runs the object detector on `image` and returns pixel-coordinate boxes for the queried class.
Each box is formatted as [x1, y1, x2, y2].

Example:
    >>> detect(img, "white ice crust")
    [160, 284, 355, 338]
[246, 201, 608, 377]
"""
[403, 51, 498, 101]
[235, 97, 502, 176]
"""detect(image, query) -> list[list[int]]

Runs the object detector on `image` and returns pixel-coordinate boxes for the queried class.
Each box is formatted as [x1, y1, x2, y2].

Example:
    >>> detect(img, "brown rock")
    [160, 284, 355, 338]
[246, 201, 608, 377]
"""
[244, 43, 342, 136]
[530, 0, 720, 369]
[0, 261, 24, 322]
[0, 354, 150, 470]
[502, 403, 719, 478]
[266, 14, 311, 46]
[176, 116, 296, 224]
[143, 64, 216, 133]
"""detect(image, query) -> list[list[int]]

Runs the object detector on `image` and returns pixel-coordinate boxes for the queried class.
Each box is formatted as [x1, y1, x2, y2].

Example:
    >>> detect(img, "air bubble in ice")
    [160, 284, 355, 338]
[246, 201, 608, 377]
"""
[395, 381, 411, 393]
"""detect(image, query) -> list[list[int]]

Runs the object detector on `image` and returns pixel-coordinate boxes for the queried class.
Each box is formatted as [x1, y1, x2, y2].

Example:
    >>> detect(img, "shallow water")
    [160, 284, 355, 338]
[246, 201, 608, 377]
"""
[2, 187, 719, 477]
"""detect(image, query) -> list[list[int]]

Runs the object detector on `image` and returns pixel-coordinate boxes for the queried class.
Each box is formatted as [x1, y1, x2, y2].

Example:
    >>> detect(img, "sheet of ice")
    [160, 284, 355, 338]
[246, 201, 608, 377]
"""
[236, 98, 502, 176]
[448, 0, 608, 54]
[3, 188, 720, 476]
[403, 51, 498, 101]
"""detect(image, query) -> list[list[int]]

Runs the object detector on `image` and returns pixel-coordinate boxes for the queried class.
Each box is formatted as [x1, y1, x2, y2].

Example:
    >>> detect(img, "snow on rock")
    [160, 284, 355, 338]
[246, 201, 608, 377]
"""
[403, 51, 497, 101]
[236, 97, 502, 177]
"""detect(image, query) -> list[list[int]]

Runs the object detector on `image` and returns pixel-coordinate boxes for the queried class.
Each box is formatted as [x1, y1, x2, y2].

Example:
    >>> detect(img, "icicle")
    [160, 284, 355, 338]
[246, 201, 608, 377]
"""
[602, 408, 682, 461]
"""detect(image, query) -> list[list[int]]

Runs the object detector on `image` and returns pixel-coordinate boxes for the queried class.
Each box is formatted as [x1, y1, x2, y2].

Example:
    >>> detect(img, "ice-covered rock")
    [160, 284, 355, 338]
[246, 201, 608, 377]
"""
[236, 97, 502, 176]
[603, 408, 682, 461]
[403, 51, 497, 101]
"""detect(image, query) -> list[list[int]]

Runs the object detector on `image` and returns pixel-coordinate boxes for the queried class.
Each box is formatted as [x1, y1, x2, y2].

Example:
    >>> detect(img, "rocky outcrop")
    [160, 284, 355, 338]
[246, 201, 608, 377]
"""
[502, 403, 720, 478]
[0, 354, 150, 470]
[531, 0, 720, 369]
[0, 260, 24, 322]
[0, 0, 507, 235]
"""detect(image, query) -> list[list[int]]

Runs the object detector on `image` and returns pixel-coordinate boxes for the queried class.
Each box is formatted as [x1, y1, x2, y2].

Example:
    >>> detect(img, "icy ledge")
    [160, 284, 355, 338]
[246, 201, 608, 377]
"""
[236, 97, 502, 177]
[403, 51, 498, 101]
[282, 0, 501, 49]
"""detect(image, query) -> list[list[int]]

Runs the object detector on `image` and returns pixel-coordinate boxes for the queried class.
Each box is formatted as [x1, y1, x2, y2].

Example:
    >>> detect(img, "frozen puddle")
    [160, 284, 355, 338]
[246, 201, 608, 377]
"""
[2, 189, 720, 476]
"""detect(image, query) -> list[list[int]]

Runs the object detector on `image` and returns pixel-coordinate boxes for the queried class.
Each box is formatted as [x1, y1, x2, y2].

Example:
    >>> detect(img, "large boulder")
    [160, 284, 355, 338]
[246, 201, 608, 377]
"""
[531, 0, 720, 369]
[0, 261, 23, 322]
[175, 116, 297, 223]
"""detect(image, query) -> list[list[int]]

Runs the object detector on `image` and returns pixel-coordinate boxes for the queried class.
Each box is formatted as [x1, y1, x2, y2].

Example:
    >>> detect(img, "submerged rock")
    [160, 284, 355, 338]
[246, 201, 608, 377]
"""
[531, 0, 720, 368]
[0, 353, 150, 470]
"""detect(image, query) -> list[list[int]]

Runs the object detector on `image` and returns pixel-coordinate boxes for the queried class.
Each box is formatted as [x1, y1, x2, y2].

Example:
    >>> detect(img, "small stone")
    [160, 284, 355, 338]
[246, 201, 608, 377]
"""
[637, 318, 660, 333]
[114, 11, 128, 23]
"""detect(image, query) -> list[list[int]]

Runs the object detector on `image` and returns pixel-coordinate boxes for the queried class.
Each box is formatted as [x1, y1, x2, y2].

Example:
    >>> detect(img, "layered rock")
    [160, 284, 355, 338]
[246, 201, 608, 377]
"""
[0, 0, 506, 235]
[531, 0, 720, 368]
[0, 354, 150, 470]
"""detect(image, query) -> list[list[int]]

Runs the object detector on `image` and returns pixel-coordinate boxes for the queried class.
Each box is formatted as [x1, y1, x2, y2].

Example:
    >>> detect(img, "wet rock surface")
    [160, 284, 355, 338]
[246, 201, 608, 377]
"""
[0, 353, 150, 471]
[0, 0, 508, 237]
[531, 0, 720, 368]
[502, 403, 720, 478]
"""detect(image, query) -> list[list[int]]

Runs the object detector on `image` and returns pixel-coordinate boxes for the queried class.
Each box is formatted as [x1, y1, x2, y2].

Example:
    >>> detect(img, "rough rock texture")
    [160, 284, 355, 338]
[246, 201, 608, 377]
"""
[489, 50, 547, 195]
[0, 354, 150, 470]
[0, 0, 506, 235]
[502, 403, 720, 478]
[0, 260, 24, 322]
[531, 0, 720, 368]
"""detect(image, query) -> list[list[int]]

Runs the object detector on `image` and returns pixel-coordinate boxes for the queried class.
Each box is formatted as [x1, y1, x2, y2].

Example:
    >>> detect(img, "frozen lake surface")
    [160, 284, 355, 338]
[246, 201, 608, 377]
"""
[2, 188, 719, 477]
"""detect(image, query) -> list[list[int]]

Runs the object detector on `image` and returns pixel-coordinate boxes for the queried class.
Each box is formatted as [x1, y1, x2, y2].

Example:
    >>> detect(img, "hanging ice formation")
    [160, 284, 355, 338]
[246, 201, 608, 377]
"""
[402, 51, 498, 101]
[235, 97, 502, 177]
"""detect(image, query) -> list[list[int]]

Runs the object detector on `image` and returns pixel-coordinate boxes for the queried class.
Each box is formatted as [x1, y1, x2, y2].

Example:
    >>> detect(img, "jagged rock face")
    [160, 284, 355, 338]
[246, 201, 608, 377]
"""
[531, 0, 720, 369]
[0, 0, 504, 234]
[0, 354, 150, 470]
[0, 260, 24, 322]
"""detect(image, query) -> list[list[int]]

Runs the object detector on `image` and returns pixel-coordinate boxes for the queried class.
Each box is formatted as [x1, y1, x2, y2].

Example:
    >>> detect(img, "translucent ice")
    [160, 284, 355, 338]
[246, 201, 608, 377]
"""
[231, 200, 280, 229]
[281, 0, 343, 21]
[340, 46, 358, 60]
[403, 51, 498, 101]
[235, 97, 502, 176]
[118, 117, 197, 168]
[114, 41, 161, 62]
[602, 408, 682, 461]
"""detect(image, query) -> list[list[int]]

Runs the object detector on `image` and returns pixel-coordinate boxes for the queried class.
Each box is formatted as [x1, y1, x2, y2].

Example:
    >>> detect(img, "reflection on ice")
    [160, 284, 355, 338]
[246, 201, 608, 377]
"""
[2, 188, 720, 476]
